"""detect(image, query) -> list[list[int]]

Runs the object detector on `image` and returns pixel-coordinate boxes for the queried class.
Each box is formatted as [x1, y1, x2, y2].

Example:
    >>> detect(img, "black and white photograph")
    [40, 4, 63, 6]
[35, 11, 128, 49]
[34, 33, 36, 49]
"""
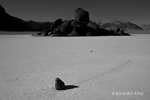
[0, 0, 150, 99]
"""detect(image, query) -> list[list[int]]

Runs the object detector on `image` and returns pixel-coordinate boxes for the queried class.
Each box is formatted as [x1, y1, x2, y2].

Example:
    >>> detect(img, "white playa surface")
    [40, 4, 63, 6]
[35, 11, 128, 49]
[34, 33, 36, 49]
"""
[0, 34, 150, 100]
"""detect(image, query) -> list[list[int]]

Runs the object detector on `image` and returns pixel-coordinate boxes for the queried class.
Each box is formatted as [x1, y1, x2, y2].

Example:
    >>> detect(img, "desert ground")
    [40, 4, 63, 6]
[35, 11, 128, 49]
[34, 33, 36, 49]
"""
[0, 32, 150, 100]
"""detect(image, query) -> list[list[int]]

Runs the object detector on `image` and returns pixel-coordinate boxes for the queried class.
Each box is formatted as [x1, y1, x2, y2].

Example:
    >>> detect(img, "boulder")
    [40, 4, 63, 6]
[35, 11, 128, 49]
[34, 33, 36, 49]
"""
[70, 19, 81, 28]
[52, 20, 72, 36]
[59, 20, 74, 35]
[111, 26, 120, 35]
[86, 22, 100, 36]
[51, 18, 63, 32]
[52, 25, 68, 36]
[70, 19, 87, 36]
[86, 31, 94, 36]
[122, 33, 131, 36]
[118, 29, 130, 36]
[52, 31, 68, 36]
[117, 29, 124, 35]
[77, 24, 87, 36]
[87, 22, 100, 32]
[41, 28, 50, 36]
[68, 27, 79, 36]
[99, 28, 114, 36]
[73, 7, 90, 24]
[55, 78, 65, 90]
[32, 32, 40, 36]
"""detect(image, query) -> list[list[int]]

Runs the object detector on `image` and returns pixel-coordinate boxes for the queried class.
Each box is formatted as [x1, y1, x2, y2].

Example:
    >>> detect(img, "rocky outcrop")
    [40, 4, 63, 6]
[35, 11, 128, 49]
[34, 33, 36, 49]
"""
[0, 4, 6, 15]
[52, 20, 73, 36]
[0, 4, 52, 32]
[86, 22, 100, 36]
[117, 29, 130, 36]
[51, 18, 63, 31]
[34, 7, 130, 36]
[0, 4, 32, 31]
[73, 7, 89, 23]
[68, 27, 79, 36]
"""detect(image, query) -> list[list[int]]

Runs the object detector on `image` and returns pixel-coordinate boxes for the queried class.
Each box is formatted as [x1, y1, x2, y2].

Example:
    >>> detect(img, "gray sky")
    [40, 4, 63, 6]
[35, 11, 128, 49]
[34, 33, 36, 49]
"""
[1, 0, 150, 24]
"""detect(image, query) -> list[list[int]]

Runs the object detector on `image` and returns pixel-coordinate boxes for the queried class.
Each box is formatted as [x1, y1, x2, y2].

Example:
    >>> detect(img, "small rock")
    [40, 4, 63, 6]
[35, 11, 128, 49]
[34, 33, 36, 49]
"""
[55, 78, 65, 90]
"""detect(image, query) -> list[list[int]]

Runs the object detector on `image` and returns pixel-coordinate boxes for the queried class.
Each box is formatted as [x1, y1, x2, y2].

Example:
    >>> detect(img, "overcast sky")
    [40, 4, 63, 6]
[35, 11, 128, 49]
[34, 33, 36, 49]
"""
[1, 0, 150, 24]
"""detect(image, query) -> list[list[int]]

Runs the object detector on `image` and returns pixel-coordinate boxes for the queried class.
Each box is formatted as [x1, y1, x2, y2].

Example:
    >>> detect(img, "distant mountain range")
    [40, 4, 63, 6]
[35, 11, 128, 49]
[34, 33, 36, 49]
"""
[0, 4, 147, 32]
[140, 24, 150, 30]
[97, 19, 143, 30]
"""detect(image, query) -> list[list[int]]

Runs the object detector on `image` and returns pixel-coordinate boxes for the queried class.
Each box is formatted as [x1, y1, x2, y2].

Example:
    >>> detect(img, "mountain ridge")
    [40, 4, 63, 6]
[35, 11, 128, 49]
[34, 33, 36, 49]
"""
[0, 4, 52, 31]
[140, 24, 150, 30]
[97, 19, 143, 30]
[0, 5, 143, 32]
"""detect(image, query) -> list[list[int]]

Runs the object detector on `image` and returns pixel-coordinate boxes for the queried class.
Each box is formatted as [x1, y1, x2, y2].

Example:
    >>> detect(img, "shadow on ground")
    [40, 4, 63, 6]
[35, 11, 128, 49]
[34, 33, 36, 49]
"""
[60, 85, 79, 90]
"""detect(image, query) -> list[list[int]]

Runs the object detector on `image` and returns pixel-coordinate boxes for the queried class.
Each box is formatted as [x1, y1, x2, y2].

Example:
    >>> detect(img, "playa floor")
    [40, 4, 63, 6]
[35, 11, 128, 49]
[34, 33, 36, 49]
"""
[0, 34, 150, 100]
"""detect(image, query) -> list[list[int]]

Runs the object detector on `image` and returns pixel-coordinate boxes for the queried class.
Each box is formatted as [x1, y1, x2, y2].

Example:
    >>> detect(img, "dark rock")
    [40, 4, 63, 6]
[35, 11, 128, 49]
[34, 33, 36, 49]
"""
[32, 32, 38, 36]
[51, 20, 75, 36]
[122, 33, 131, 36]
[86, 31, 94, 36]
[52, 22, 68, 36]
[113, 27, 120, 35]
[69, 19, 87, 36]
[73, 7, 90, 24]
[51, 19, 73, 36]
[52, 31, 68, 36]
[86, 22, 100, 36]
[87, 22, 100, 32]
[117, 29, 124, 35]
[70, 19, 81, 28]
[77, 24, 87, 36]
[30, 7, 131, 36]
[118, 29, 130, 36]
[68, 27, 79, 36]
[51, 18, 63, 32]
[59, 20, 74, 35]
[99, 28, 113, 36]
[32, 28, 50, 36]
[55, 78, 65, 90]
[41, 28, 50, 36]
[32, 32, 43, 36]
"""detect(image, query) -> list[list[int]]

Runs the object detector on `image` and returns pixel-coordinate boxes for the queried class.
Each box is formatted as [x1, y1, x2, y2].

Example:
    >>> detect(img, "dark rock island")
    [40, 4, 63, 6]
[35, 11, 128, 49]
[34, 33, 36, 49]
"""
[33, 8, 130, 36]
[0, 4, 139, 36]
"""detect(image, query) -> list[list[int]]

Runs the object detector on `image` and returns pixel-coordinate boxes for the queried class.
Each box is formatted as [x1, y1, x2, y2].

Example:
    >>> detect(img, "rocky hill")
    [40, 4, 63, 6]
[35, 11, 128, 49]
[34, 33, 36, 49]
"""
[140, 24, 150, 30]
[0, 4, 142, 32]
[0, 4, 52, 31]
[33, 8, 130, 36]
[97, 19, 143, 30]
